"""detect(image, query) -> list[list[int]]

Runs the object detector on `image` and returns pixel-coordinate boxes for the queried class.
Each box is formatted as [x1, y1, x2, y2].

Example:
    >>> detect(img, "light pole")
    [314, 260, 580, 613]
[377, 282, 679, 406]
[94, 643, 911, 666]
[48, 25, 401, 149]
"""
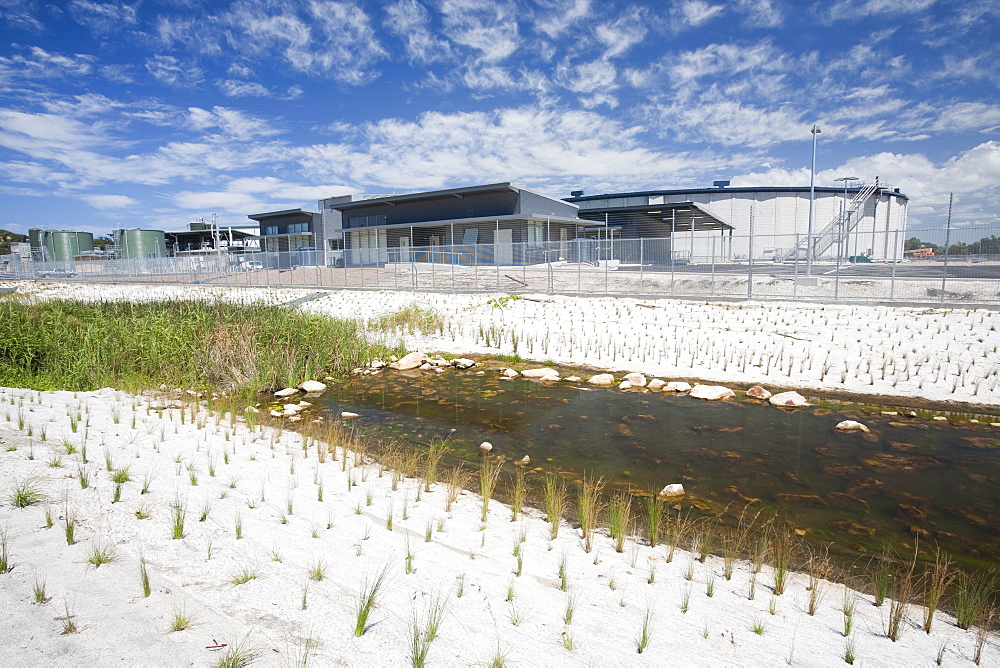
[833, 176, 859, 262]
[806, 124, 821, 276]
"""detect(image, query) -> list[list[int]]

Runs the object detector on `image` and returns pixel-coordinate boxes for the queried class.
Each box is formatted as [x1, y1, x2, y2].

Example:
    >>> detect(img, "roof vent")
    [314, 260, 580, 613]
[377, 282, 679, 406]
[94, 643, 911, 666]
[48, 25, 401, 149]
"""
[713, 180, 730, 189]
[570, 190, 584, 197]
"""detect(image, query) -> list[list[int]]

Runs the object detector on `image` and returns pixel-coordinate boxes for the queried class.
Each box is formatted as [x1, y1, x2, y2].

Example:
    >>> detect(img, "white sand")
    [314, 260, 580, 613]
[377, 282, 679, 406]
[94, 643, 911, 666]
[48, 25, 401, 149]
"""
[1, 281, 998, 666]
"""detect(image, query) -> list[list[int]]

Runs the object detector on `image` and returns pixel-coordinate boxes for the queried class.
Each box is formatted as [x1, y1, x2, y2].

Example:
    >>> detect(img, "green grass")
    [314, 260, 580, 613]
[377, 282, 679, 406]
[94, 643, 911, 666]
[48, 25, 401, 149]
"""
[354, 564, 391, 637]
[170, 605, 193, 631]
[86, 542, 116, 567]
[0, 298, 403, 395]
[230, 566, 260, 585]
[8, 477, 46, 508]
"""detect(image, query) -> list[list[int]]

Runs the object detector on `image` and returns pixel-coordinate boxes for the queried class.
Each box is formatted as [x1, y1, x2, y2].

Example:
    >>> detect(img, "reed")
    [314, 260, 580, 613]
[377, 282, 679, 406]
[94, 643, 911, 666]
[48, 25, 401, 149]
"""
[509, 466, 527, 521]
[423, 437, 449, 492]
[354, 564, 392, 637]
[645, 492, 662, 547]
[954, 570, 1000, 630]
[445, 464, 467, 512]
[576, 474, 605, 553]
[478, 456, 505, 522]
[542, 472, 567, 539]
[607, 492, 632, 553]
[922, 548, 954, 634]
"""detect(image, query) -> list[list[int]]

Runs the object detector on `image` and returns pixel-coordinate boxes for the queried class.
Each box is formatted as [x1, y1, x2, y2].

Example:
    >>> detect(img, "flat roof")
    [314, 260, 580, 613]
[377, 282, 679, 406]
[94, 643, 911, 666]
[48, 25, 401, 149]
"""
[343, 213, 596, 232]
[332, 183, 522, 211]
[247, 209, 317, 220]
[567, 184, 909, 202]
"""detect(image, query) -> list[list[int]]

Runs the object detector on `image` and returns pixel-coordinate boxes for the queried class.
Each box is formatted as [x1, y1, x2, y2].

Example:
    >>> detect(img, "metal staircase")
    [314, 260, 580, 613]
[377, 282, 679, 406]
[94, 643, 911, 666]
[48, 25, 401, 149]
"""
[780, 180, 881, 262]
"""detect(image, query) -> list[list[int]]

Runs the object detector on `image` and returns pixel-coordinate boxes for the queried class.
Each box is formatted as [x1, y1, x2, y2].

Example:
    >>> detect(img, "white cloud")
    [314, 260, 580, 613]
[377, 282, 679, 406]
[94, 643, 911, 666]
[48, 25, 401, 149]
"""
[438, 0, 520, 63]
[533, 0, 593, 39]
[734, 0, 782, 28]
[68, 0, 137, 33]
[145, 55, 204, 87]
[0, 46, 94, 84]
[81, 193, 136, 209]
[555, 58, 617, 95]
[672, 0, 725, 28]
[594, 6, 649, 59]
[154, 15, 222, 55]
[0, 0, 44, 31]
[173, 190, 264, 212]
[384, 0, 452, 63]
[820, 0, 935, 22]
[186, 106, 282, 141]
[217, 79, 270, 97]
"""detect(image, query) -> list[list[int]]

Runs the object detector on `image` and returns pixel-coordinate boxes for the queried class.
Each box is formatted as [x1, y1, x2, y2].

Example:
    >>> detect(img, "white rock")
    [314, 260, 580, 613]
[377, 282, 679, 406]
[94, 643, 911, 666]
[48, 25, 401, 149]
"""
[426, 357, 450, 367]
[299, 380, 327, 393]
[932, 416, 948, 421]
[501, 368, 519, 378]
[647, 379, 666, 390]
[564, 376, 582, 382]
[368, 360, 386, 370]
[769, 391, 810, 407]
[274, 387, 299, 398]
[341, 411, 359, 418]
[618, 380, 633, 390]
[587, 373, 615, 385]
[880, 411, 898, 416]
[665, 381, 692, 392]
[623, 372, 647, 387]
[282, 403, 302, 413]
[244, 406, 259, 413]
[518, 455, 530, 465]
[835, 420, 870, 433]
[522, 368, 560, 381]
[451, 358, 476, 369]
[690, 384, 735, 401]
[746, 385, 772, 400]
[418, 363, 433, 370]
[479, 441, 493, 453]
[658, 483, 686, 498]
[390, 351, 426, 370]
[297, 401, 312, 408]
[269, 409, 283, 417]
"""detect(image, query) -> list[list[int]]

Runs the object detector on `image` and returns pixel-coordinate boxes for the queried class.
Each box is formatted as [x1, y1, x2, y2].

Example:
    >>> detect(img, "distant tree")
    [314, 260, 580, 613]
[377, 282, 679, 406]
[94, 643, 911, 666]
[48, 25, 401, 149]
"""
[0, 229, 27, 255]
[93, 235, 114, 250]
[904, 237, 940, 253]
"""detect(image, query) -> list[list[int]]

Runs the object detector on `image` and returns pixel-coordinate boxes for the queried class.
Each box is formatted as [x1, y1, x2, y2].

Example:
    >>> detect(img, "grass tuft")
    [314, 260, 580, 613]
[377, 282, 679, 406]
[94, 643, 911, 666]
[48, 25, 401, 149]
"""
[8, 477, 46, 508]
[354, 564, 392, 637]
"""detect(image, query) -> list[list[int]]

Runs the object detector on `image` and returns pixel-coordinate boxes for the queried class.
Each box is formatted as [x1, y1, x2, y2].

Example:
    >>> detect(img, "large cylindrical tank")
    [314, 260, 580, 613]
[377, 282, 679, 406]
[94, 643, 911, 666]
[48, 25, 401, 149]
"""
[42, 230, 94, 262]
[28, 228, 43, 260]
[114, 229, 167, 259]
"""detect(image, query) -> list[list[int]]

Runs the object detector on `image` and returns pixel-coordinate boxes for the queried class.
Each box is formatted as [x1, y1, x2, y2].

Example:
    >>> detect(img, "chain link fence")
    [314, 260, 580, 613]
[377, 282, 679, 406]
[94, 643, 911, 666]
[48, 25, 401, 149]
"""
[3, 227, 999, 305]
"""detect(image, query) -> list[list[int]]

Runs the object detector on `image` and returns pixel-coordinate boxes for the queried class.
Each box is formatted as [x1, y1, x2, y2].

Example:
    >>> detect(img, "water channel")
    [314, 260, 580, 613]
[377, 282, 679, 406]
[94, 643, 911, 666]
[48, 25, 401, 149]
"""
[313, 362, 1000, 570]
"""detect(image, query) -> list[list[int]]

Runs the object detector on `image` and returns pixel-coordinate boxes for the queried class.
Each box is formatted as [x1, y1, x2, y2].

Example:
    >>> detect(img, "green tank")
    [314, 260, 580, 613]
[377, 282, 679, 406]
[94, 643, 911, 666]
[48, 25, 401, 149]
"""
[41, 230, 94, 262]
[114, 229, 167, 259]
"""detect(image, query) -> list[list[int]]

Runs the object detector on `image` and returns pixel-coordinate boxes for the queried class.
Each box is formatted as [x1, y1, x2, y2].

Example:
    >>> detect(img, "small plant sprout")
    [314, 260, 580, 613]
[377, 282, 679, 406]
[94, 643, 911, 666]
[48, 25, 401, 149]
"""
[215, 633, 258, 667]
[680, 583, 691, 614]
[309, 558, 327, 581]
[636, 608, 653, 654]
[63, 505, 77, 545]
[170, 605, 193, 632]
[750, 615, 766, 636]
[456, 573, 466, 598]
[33, 573, 49, 603]
[425, 519, 433, 543]
[230, 565, 260, 585]
[706, 571, 716, 597]
[301, 583, 309, 610]
[608, 492, 632, 553]
[564, 591, 579, 625]
[58, 602, 78, 634]
[558, 551, 569, 591]
[509, 464, 527, 521]
[139, 555, 151, 597]
[576, 473, 606, 553]
[354, 564, 392, 637]
[842, 587, 857, 637]
[845, 636, 856, 665]
[170, 498, 186, 540]
[86, 541, 116, 567]
[0, 527, 10, 573]
[199, 499, 212, 522]
[9, 476, 46, 508]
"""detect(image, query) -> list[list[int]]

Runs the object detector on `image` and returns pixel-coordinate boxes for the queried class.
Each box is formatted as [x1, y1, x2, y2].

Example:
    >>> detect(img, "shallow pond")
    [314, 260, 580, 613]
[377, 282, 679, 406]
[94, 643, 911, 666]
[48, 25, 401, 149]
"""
[315, 364, 1000, 570]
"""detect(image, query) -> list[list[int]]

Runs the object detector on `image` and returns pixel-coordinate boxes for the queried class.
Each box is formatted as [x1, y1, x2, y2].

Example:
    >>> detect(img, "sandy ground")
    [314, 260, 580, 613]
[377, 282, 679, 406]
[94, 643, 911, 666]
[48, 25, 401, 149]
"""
[1, 386, 996, 667]
[1, 281, 998, 666]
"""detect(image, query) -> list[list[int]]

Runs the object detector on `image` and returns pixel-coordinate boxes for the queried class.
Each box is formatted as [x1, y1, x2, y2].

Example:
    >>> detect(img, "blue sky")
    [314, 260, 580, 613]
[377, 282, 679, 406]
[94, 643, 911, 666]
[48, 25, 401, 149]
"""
[0, 0, 997, 238]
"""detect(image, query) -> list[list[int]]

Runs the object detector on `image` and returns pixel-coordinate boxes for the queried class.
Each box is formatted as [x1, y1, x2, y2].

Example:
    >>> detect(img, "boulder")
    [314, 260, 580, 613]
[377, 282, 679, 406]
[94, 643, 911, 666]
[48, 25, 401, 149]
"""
[745, 385, 772, 400]
[618, 380, 633, 390]
[623, 372, 647, 387]
[390, 351, 426, 370]
[835, 420, 870, 433]
[451, 358, 476, 369]
[500, 368, 519, 378]
[588, 373, 615, 386]
[690, 384, 735, 401]
[426, 356, 450, 367]
[517, 455, 531, 465]
[647, 379, 666, 391]
[299, 380, 327, 393]
[369, 359, 387, 370]
[564, 375, 582, 382]
[769, 391, 810, 407]
[341, 411, 359, 418]
[665, 381, 692, 392]
[658, 483, 686, 498]
[274, 387, 300, 398]
[418, 363, 434, 370]
[479, 441, 493, 453]
[522, 368, 560, 381]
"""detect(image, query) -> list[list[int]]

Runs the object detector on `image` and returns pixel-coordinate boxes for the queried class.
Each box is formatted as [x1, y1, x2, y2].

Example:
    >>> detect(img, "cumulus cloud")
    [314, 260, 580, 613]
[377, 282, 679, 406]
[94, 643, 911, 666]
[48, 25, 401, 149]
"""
[438, 0, 520, 63]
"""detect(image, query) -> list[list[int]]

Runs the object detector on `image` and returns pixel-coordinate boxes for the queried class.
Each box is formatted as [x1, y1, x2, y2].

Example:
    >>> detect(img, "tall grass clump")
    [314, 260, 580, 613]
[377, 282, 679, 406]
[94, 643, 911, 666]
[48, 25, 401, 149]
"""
[954, 570, 1000, 630]
[922, 548, 954, 634]
[423, 437, 449, 493]
[479, 457, 505, 522]
[542, 473, 567, 539]
[354, 564, 392, 637]
[509, 465, 527, 522]
[373, 304, 443, 335]
[607, 492, 632, 553]
[8, 477, 46, 508]
[0, 299, 402, 395]
[576, 474, 606, 553]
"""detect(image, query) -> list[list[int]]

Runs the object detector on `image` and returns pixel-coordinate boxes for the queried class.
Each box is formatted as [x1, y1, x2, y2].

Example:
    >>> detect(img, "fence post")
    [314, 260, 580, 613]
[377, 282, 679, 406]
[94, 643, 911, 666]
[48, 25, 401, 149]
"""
[639, 238, 644, 295]
[710, 236, 716, 297]
[890, 230, 898, 301]
[747, 206, 754, 300]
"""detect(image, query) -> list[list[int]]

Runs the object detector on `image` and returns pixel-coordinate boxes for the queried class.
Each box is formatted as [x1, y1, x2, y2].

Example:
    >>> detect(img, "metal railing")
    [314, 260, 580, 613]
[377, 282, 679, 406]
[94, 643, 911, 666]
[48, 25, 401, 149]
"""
[3, 227, 999, 305]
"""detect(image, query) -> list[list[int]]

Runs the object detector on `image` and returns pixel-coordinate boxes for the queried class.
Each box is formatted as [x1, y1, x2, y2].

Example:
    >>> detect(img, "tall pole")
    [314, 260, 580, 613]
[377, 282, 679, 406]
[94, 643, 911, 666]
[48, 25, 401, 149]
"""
[806, 124, 821, 276]
[940, 192, 953, 300]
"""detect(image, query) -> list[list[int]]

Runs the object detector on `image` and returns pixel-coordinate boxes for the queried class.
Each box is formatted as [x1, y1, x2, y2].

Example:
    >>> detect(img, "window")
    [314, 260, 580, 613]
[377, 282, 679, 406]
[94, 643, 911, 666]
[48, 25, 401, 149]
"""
[327, 238, 344, 251]
[347, 214, 387, 228]
[527, 221, 544, 244]
[262, 226, 278, 236]
[288, 222, 310, 234]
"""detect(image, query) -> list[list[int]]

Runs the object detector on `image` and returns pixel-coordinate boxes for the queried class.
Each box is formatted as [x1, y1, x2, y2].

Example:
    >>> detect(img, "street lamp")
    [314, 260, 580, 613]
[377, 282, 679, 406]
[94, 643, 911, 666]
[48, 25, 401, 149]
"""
[834, 176, 859, 262]
[806, 124, 821, 276]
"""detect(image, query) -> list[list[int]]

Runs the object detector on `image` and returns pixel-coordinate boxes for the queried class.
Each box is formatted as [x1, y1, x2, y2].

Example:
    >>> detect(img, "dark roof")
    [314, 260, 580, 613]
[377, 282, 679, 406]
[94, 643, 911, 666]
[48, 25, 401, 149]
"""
[247, 209, 316, 221]
[331, 183, 518, 211]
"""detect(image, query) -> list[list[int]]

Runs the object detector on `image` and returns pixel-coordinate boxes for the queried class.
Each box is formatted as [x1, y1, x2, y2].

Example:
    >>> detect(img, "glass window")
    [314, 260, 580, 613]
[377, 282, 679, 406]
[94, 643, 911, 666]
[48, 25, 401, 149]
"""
[327, 239, 344, 251]
[262, 226, 278, 236]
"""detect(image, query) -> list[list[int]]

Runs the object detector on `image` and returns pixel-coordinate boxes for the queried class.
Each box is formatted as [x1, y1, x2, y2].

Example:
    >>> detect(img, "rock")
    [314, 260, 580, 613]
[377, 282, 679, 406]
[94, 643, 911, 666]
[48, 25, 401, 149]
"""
[244, 406, 259, 413]
[479, 441, 493, 453]
[274, 387, 299, 398]
[269, 409, 283, 417]
[299, 380, 327, 393]
[500, 368, 519, 378]
[587, 373, 615, 386]
[522, 368, 560, 381]
[623, 372, 647, 387]
[391, 351, 426, 370]
[769, 391, 810, 407]
[341, 411, 359, 418]
[746, 385, 772, 400]
[658, 483, 685, 498]
[932, 416, 948, 421]
[475, 370, 485, 376]
[618, 380, 633, 390]
[647, 379, 666, 390]
[451, 358, 476, 369]
[665, 381, 692, 392]
[564, 376, 582, 382]
[827, 491, 869, 509]
[517, 455, 530, 465]
[881, 411, 898, 416]
[690, 384, 735, 401]
[426, 357, 450, 367]
[835, 420, 870, 433]
[369, 359, 387, 370]
[418, 363, 433, 370]
[283, 403, 302, 414]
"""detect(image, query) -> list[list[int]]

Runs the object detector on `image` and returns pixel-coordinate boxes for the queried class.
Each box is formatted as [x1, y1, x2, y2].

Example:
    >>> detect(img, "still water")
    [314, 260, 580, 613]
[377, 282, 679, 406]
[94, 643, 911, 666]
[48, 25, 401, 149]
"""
[315, 364, 1000, 569]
